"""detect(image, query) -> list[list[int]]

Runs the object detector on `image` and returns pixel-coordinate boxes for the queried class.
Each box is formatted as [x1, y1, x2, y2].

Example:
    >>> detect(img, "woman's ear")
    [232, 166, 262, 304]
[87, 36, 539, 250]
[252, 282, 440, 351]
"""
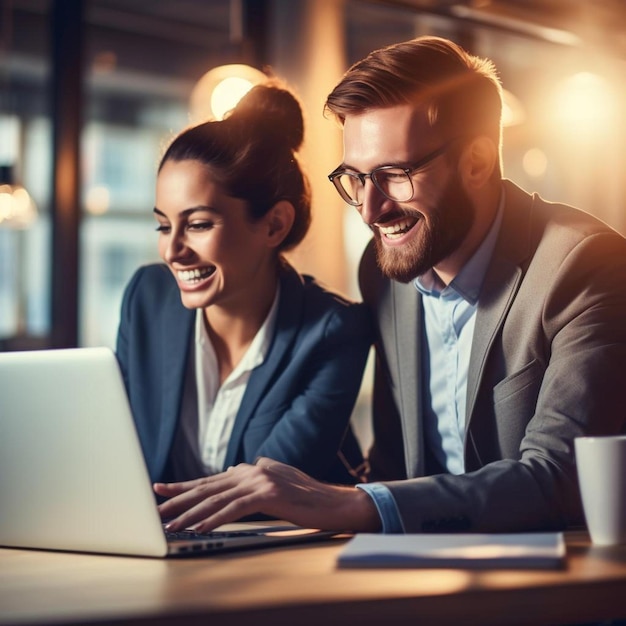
[265, 200, 295, 248]
[459, 136, 498, 190]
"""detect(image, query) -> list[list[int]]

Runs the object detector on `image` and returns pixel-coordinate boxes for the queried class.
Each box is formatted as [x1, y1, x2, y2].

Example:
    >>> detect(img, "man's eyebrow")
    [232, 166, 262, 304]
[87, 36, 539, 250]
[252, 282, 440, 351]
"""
[339, 160, 409, 173]
[337, 162, 358, 172]
[152, 206, 222, 218]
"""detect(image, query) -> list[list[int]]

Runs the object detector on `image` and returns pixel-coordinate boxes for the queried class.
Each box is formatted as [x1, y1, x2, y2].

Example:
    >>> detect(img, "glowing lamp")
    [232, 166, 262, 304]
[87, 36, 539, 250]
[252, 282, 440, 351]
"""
[189, 64, 267, 123]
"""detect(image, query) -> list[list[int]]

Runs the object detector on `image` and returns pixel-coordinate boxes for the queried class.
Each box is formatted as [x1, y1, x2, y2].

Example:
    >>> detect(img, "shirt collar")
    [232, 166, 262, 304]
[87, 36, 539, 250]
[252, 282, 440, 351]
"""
[415, 185, 505, 305]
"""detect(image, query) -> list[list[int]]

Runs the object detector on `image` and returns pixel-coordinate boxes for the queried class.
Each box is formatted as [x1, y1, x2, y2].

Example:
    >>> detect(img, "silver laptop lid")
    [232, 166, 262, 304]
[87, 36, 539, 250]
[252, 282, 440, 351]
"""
[0, 347, 169, 557]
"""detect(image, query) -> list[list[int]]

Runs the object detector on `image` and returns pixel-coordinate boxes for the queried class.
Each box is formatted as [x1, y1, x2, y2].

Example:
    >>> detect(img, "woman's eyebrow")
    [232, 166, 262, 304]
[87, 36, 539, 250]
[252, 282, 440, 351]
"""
[152, 206, 222, 218]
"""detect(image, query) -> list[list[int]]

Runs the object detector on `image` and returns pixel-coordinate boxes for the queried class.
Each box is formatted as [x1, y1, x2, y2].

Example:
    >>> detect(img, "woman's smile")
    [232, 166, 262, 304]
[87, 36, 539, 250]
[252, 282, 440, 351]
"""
[176, 266, 216, 286]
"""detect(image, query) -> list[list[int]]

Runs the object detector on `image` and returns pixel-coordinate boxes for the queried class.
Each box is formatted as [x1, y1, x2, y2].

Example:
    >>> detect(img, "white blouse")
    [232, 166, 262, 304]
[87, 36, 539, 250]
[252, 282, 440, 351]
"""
[194, 286, 280, 474]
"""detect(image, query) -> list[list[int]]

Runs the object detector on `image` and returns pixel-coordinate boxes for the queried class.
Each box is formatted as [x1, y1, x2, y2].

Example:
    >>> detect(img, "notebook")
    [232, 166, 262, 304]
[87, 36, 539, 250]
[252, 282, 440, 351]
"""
[337, 532, 566, 569]
[0, 347, 338, 558]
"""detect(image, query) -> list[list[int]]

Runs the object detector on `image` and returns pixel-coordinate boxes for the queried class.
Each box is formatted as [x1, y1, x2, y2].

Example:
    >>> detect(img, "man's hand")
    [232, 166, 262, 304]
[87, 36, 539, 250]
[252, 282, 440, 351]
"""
[154, 457, 382, 533]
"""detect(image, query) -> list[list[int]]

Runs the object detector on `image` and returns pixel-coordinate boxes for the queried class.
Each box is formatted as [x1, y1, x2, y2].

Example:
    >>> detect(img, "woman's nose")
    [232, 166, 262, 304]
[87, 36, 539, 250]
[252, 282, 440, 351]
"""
[162, 230, 189, 263]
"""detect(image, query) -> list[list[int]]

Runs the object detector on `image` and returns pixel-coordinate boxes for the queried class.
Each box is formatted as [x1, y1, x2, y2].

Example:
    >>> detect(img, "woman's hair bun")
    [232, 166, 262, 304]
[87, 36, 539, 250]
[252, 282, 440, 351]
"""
[227, 80, 305, 152]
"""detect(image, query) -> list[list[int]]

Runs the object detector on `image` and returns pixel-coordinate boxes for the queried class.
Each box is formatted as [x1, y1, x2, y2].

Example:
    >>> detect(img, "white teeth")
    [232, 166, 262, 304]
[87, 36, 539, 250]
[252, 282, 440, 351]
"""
[378, 218, 417, 238]
[177, 267, 214, 283]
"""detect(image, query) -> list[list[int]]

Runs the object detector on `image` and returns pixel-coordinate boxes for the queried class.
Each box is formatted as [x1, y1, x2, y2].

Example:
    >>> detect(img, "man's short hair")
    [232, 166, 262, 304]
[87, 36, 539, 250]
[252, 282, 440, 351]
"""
[324, 36, 503, 148]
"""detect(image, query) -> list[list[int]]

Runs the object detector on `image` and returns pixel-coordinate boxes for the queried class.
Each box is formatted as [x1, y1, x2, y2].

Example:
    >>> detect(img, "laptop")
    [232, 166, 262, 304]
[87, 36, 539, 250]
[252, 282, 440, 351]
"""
[0, 347, 339, 558]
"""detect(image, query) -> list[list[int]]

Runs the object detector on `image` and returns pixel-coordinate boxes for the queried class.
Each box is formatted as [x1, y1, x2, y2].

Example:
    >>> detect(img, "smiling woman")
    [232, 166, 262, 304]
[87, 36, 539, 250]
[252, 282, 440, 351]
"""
[115, 80, 373, 489]
[152, 161, 277, 317]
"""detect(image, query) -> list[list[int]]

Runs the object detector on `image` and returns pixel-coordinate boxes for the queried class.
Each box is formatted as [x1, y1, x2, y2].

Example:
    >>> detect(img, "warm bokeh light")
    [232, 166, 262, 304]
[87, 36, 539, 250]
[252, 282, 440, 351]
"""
[85, 185, 111, 215]
[550, 71, 617, 139]
[0, 183, 37, 229]
[189, 64, 267, 123]
[522, 148, 548, 178]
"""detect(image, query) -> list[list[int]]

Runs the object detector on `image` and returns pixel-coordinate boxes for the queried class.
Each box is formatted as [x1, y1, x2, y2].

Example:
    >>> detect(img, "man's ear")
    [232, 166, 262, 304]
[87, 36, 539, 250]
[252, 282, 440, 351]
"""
[459, 136, 498, 190]
[265, 200, 295, 248]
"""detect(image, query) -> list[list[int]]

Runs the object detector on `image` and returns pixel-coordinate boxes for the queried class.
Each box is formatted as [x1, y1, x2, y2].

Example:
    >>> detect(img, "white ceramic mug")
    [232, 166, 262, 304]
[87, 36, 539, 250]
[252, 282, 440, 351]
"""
[575, 436, 626, 546]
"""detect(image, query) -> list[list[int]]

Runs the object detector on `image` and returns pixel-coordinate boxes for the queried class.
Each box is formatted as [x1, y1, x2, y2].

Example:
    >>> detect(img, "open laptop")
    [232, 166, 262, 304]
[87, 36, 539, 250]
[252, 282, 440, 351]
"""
[0, 347, 339, 558]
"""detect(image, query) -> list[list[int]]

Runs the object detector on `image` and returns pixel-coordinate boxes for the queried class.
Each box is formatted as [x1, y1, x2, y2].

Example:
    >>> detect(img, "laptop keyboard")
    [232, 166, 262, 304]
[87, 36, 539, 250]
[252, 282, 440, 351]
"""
[164, 528, 260, 541]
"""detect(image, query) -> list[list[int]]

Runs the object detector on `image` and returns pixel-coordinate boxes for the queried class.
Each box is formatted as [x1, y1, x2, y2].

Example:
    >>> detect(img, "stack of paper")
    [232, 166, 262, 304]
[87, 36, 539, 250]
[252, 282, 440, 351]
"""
[337, 532, 566, 569]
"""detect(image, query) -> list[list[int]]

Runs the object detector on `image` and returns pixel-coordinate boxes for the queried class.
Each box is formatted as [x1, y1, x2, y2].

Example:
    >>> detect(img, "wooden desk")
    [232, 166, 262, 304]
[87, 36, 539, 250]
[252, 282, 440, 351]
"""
[1, 531, 625, 626]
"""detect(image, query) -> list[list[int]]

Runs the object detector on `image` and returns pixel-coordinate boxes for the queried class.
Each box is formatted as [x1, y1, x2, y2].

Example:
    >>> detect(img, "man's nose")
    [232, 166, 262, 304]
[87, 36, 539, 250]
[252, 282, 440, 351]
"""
[358, 179, 387, 225]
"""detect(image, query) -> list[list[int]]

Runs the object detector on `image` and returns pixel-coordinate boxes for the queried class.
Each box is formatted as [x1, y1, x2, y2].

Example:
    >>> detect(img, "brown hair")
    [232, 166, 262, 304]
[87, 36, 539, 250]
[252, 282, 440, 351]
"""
[325, 36, 503, 150]
[160, 80, 311, 252]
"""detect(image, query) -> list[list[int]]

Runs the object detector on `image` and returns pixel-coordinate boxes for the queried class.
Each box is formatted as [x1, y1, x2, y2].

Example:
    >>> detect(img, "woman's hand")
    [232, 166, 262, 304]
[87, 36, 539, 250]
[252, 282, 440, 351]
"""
[155, 457, 382, 533]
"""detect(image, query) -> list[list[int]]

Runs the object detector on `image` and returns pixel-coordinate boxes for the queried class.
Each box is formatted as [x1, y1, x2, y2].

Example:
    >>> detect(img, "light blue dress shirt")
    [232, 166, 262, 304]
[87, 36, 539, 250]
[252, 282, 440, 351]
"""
[359, 193, 504, 532]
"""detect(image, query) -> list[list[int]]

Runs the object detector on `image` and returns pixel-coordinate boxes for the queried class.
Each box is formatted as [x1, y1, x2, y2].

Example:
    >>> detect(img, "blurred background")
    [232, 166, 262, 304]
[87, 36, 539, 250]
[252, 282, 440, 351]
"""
[1, 1, 625, 431]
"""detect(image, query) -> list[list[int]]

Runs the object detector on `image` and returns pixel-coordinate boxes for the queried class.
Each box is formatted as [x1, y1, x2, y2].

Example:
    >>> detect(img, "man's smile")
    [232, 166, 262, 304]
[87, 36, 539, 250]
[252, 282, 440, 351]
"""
[376, 216, 420, 240]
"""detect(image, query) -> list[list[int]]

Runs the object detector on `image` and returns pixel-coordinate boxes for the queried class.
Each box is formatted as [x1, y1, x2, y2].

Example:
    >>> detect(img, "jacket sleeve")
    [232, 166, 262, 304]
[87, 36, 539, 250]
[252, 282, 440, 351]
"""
[115, 267, 144, 393]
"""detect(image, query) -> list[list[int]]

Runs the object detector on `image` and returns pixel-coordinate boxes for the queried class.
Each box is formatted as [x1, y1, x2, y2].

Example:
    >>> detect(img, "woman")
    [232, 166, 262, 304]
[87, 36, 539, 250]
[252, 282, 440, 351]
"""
[115, 80, 372, 487]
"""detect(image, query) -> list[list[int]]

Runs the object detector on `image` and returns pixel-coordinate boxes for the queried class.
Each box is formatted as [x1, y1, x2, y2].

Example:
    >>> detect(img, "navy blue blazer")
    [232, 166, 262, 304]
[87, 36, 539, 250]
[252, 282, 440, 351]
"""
[116, 262, 373, 485]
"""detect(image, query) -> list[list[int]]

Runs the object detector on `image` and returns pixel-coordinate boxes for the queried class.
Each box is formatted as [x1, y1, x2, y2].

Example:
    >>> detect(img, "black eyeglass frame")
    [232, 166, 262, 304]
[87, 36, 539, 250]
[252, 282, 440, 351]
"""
[328, 141, 455, 207]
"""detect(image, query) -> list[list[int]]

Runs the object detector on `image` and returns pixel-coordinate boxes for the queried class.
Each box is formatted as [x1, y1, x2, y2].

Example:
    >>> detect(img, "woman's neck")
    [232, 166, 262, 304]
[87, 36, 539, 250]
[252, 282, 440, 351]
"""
[203, 269, 280, 384]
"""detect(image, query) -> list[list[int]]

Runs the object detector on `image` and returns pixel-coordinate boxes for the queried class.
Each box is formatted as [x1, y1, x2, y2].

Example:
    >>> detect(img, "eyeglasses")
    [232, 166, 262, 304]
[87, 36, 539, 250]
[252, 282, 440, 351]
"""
[328, 142, 453, 207]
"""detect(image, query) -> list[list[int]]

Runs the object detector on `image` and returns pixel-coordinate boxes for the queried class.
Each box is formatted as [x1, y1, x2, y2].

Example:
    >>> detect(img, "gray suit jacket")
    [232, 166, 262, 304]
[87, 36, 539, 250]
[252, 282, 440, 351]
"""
[359, 179, 626, 533]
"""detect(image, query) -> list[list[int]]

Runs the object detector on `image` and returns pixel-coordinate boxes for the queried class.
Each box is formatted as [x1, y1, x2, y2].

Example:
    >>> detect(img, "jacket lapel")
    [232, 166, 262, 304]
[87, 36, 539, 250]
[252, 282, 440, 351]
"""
[390, 280, 424, 478]
[223, 267, 303, 468]
[465, 259, 521, 422]
[465, 181, 534, 435]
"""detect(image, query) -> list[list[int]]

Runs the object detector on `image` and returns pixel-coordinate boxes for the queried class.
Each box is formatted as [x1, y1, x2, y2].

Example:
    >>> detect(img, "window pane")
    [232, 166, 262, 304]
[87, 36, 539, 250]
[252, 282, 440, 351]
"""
[80, 0, 231, 347]
[0, 1, 52, 345]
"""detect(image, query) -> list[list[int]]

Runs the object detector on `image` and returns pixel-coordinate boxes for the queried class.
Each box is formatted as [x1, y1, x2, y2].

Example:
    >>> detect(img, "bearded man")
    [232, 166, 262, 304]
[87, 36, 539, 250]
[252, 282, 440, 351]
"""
[155, 36, 626, 535]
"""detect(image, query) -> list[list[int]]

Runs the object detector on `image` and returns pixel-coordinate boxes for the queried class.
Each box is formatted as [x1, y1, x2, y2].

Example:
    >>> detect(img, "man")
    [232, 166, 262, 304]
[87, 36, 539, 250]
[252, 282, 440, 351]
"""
[156, 36, 626, 534]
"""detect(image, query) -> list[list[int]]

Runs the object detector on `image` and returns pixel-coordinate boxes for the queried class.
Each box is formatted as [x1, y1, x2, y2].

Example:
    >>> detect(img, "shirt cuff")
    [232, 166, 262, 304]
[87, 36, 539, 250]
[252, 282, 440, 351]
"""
[356, 483, 404, 533]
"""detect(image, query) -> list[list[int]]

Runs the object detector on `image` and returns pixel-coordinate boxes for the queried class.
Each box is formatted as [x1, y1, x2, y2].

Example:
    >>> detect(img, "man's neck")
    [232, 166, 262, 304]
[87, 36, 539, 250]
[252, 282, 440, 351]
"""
[433, 182, 503, 286]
